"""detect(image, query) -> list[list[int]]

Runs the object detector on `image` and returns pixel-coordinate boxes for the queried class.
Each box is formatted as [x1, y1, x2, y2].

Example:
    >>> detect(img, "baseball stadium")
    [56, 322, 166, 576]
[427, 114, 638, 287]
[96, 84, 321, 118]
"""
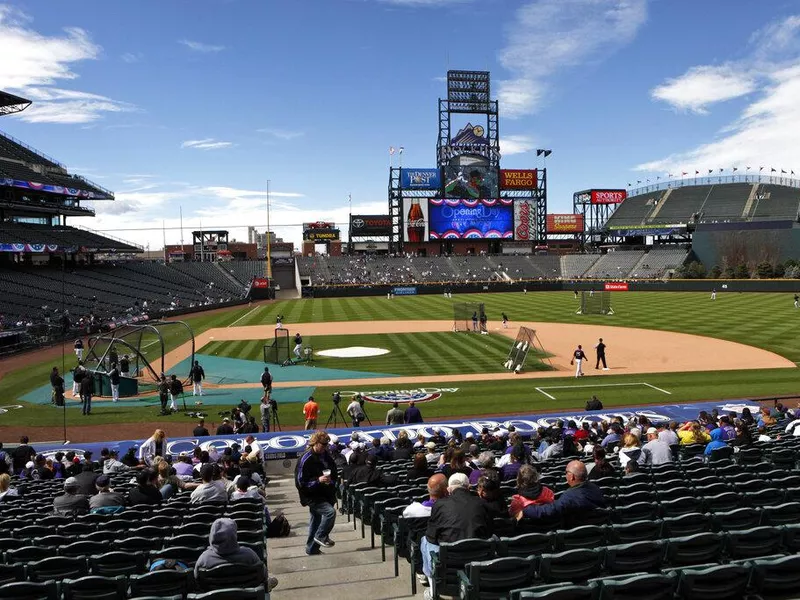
[2, 52, 800, 600]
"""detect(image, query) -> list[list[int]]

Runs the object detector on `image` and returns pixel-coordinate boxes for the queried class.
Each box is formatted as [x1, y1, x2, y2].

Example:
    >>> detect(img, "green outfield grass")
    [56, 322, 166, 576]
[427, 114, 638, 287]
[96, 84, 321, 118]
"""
[202, 332, 553, 376]
[1, 290, 798, 430]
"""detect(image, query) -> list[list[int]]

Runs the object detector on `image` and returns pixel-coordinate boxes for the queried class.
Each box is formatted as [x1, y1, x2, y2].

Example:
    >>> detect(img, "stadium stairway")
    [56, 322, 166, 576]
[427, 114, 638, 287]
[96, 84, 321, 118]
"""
[646, 188, 672, 220]
[267, 475, 419, 600]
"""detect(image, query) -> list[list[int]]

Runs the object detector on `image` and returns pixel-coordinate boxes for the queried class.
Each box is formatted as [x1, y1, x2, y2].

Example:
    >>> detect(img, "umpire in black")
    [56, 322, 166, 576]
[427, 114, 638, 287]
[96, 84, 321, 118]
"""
[595, 338, 608, 370]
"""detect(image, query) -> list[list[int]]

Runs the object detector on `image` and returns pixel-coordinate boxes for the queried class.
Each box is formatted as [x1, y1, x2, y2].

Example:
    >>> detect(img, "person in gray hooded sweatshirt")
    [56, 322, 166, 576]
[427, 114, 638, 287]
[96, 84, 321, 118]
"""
[195, 517, 278, 592]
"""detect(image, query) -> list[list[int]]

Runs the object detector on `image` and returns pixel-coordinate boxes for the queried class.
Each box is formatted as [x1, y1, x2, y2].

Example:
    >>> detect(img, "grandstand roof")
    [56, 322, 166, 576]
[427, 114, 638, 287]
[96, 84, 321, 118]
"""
[0, 91, 31, 116]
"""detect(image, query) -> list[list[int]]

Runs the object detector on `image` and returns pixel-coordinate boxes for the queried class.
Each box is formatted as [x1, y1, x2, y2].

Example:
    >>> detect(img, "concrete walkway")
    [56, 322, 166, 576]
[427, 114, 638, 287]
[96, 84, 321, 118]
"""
[267, 475, 421, 600]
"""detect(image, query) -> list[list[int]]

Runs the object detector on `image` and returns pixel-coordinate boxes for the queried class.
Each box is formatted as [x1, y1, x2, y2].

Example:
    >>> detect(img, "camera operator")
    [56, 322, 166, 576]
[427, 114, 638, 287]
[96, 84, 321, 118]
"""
[260, 393, 274, 433]
[346, 394, 366, 428]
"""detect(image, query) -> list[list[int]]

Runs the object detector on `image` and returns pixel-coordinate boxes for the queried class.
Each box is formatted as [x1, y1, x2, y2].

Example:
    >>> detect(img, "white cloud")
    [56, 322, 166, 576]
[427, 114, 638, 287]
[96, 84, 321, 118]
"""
[0, 6, 131, 124]
[179, 39, 225, 53]
[638, 15, 800, 175]
[257, 128, 305, 140]
[180, 139, 235, 151]
[121, 52, 143, 63]
[498, 0, 648, 117]
[499, 134, 536, 156]
[651, 65, 757, 113]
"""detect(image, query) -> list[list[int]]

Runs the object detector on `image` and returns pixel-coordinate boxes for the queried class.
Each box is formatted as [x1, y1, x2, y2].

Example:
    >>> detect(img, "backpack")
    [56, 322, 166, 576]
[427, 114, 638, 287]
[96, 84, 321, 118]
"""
[266, 513, 291, 538]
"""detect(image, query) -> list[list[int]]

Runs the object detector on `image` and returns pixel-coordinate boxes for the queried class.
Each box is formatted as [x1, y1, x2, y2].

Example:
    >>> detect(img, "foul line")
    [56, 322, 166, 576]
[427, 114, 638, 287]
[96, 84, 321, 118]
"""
[228, 304, 261, 328]
[535, 382, 672, 400]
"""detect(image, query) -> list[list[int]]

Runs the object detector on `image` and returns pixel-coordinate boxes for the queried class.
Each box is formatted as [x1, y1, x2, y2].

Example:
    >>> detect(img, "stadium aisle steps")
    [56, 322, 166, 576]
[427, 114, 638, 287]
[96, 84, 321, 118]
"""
[267, 475, 419, 599]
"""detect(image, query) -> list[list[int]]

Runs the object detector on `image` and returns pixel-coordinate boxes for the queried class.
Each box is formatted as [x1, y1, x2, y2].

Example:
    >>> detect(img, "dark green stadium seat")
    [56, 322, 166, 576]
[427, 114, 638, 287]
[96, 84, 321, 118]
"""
[112, 536, 164, 553]
[768, 449, 797, 470]
[606, 520, 662, 545]
[703, 492, 742, 513]
[512, 583, 600, 600]
[675, 564, 750, 600]
[431, 538, 496, 599]
[4, 546, 53, 564]
[61, 575, 126, 600]
[613, 502, 657, 524]
[734, 447, 762, 466]
[497, 533, 553, 558]
[553, 526, 607, 552]
[58, 540, 111, 557]
[660, 513, 710, 537]
[663, 532, 724, 567]
[595, 573, 677, 600]
[749, 554, 800, 599]
[0, 580, 58, 600]
[659, 496, 703, 517]
[0, 565, 24, 587]
[26, 556, 88, 582]
[129, 570, 194, 598]
[537, 549, 604, 584]
[656, 487, 694, 502]
[458, 556, 537, 600]
[33, 535, 70, 548]
[711, 507, 762, 532]
[603, 540, 665, 575]
[195, 564, 265, 592]
[724, 526, 784, 560]
[149, 546, 205, 567]
[759, 502, 800, 526]
[88, 551, 148, 576]
[187, 588, 266, 600]
[14, 526, 50, 540]
[745, 489, 786, 508]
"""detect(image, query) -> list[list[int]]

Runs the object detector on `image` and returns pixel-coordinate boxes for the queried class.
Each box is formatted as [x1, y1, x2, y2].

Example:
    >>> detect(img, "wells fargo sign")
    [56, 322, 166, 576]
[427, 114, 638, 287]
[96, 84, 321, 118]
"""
[500, 169, 538, 190]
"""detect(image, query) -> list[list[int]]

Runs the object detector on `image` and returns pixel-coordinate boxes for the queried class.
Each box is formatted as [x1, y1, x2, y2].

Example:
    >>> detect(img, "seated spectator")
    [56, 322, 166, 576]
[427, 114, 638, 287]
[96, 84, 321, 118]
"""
[194, 517, 278, 593]
[588, 447, 616, 480]
[704, 427, 729, 456]
[509, 465, 555, 518]
[375, 437, 394, 461]
[518, 461, 605, 527]
[469, 451, 495, 486]
[174, 452, 195, 477]
[658, 421, 680, 446]
[190, 464, 229, 504]
[718, 416, 736, 441]
[424, 442, 440, 465]
[121, 448, 139, 468]
[439, 449, 472, 479]
[758, 407, 777, 427]
[0, 473, 18, 501]
[407, 453, 433, 481]
[74, 463, 99, 495]
[128, 469, 163, 506]
[624, 460, 641, 476]
[103, 449, 132, 474]
[421, 473, 493, 594]
[639, 427, 673, 465]
[32, 454, 53, 480]
[574, 422, 592, 443]
[740, 408, 755, 426]
[476, 473, 506, 519]
[500, 446, 527, 481]
[54, 477, 90, 515]
[89, 474, 126, 510]
[230, 475, 264, 502]
[600, 424, 623, 448]
[617, 434, 641, 467]
[156, 458, 198, 498]
[348, 454, 398, 486]
[216, 418, 234, 435]
[403, 473, 447, 517]
[678, 421, 711, 445]
[731, 422, 754, 446]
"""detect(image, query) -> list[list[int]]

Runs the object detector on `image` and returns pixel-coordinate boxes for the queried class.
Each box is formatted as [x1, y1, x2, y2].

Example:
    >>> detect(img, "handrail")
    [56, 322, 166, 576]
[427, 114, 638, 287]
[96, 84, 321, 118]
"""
[0, 129, 65, 169]
[68, 223, 143, 251]
[627, 174, 799, 197]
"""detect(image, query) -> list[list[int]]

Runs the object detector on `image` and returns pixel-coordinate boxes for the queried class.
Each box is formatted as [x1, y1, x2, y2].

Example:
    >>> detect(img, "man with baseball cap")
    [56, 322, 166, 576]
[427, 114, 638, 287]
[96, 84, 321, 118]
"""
[54, 477, 90, 515]
[638, 426, 673, 466]
[89, 474, 126, 510]
[216, 418, 234, 436]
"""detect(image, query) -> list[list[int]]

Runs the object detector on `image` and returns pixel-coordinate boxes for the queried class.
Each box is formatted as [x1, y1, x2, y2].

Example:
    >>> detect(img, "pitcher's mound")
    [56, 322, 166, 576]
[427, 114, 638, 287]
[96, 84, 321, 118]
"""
[317, 347, 390, 358]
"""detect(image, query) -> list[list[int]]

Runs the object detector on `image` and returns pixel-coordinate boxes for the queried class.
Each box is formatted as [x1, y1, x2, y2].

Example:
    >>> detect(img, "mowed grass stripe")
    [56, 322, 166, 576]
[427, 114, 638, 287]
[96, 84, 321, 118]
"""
[411, 332, 477, 374]
[386, 332, 442, 376]
[440, 332, 503, 374]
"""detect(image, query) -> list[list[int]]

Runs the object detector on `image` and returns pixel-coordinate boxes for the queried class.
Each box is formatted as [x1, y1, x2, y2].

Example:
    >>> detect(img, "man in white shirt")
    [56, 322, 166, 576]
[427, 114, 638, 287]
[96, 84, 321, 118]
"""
[346, 397, 366, 427]
[402, 474, 447, 518]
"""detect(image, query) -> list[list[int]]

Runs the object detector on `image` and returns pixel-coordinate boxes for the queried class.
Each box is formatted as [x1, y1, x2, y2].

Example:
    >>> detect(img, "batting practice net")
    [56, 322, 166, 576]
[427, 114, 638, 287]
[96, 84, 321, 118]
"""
[264, 328, 290, 364]
[504, 326, 536, 373]
[453, 302, 485, 332]
[577, 291, 614, 315]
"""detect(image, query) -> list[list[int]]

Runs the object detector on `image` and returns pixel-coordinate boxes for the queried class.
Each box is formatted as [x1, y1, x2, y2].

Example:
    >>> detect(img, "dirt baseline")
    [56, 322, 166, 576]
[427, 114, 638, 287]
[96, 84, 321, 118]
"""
[164, 320, 795, 390]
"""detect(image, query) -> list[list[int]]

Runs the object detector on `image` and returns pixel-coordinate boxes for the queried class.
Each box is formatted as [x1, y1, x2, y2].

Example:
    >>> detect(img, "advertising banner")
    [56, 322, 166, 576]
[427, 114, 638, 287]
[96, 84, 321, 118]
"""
[500, 169, 538, 190]
[303, 228, 340, 241]
[0, 176, 104, 199]
[400, 168, 441, 191]
[513, 199, 537, 241]
[350, 214, 392, 237]
[252, 278, 270, 289]
[590, 189, 627, 204]
[392, 286, 418, 296]
[403, 197, 429, 242]
[546, 214, 585, 234]
[604, 282, 629, 291]
[443, 165, 498, 199]
[429, 198, 513, 239]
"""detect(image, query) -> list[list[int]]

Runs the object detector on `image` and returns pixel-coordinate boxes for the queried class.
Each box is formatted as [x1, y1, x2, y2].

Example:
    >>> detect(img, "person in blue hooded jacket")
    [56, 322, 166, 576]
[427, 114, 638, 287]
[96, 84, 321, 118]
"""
[703, 427, 729, 456]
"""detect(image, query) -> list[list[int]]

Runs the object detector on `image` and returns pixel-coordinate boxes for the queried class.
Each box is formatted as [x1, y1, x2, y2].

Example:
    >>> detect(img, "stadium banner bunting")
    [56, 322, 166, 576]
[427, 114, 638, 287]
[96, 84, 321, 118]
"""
[604, 282, 629, 291]
[500, 169, 538, 190]
[400, 168, 441, 190]
[590, 189, 627, 204]
[350, 214, 392, 236]
[514, 199, 537, 241]
[252, 278, 270, 289]
[0, 177, 103, 199]
[392, 286, 418, 296]
[0, 243, 65, 253]
[29, 400, 762, 460]
[429, 198, 514, 239]
[546, 213, 584, 234]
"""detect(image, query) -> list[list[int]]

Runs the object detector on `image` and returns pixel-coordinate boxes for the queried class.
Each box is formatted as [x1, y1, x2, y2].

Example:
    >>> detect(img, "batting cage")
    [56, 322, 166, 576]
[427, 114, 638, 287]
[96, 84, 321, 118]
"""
[503, 326, 542, 373]
[576, 291, 614, 315]
[264, 328, 291, 364]
[453, 302, 485, 332]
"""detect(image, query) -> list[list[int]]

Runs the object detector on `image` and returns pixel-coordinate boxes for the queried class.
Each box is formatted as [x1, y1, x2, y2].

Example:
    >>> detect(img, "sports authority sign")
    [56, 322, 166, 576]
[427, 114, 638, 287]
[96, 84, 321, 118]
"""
[604, 282, 629, 291]
[339, 387, 457, 404]
[546, 214, 584, 234]
[500, 169, 538, 190]
[590, 189, 627, 205]
[350, 214, 392, 236]
[514, 199, 537, 241]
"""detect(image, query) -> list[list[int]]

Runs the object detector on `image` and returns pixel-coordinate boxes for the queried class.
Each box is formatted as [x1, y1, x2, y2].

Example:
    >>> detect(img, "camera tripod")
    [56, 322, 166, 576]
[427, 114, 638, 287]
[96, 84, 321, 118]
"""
[270, 405, 281, 432]
[325, 401, 349, 429]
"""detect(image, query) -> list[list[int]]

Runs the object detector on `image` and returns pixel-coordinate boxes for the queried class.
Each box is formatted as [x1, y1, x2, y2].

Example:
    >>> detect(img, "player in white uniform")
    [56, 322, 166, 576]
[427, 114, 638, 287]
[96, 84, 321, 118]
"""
[571, 345, 587, 378]
[711, 288, 717, 300]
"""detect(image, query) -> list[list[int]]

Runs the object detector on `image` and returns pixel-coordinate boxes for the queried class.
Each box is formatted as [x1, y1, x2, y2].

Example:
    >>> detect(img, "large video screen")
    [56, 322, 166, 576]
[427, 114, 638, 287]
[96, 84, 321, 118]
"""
[428, 198, 513, 239]
[443, 165, 498, 198]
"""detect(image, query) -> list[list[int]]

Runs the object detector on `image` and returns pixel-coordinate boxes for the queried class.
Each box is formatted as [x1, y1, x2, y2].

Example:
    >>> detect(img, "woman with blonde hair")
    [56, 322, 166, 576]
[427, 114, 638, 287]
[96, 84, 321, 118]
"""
[139, 429, 168, 466]
[617, 433, 641, 467]
[155, 457, 198, 499]
[0, 473, 18, 501]
[678, 421, 711, 446]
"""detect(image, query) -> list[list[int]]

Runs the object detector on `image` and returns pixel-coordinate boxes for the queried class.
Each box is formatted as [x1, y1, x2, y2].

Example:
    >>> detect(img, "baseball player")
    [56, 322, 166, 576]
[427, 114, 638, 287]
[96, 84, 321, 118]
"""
[711, 288, 717, 300]
[275, 314, 284, 329]
[502, 312, 509, 329]
[794, 294, 798, 309]
[571, 345, 587, 378]
[595, 338, 608, 370]
[472, 311, 478, 332]
[74, 338, 84, 361]
[293, 332, 303, 360]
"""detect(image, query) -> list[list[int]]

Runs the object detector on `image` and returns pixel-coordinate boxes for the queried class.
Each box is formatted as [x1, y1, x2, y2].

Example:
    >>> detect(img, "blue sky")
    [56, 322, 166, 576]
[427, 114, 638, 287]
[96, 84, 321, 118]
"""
[0, 0, 799, 250]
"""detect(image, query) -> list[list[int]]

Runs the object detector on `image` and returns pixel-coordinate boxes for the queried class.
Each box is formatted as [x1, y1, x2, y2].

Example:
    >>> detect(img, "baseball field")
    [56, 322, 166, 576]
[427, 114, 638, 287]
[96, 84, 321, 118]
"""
[0, 290, 798, 439]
